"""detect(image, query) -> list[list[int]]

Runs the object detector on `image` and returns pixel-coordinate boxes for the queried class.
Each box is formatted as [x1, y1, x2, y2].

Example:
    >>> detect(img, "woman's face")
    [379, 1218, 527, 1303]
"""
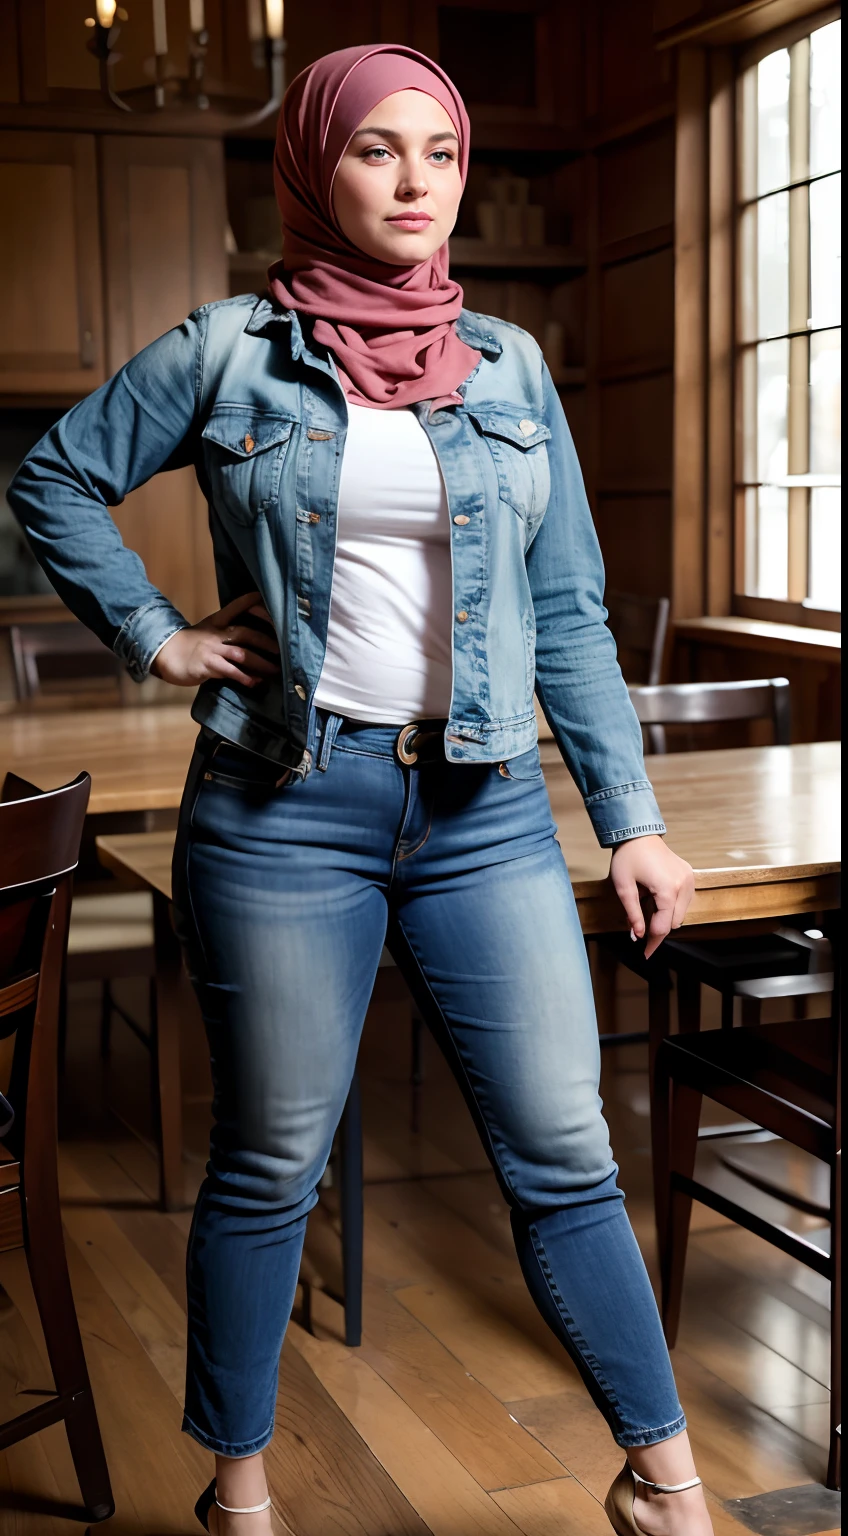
[331, 89, 463, 265]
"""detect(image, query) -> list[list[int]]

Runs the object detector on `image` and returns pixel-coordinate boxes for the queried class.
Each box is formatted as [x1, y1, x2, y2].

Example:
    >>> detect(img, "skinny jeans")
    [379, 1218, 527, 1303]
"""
[171, 710, 687, 1457]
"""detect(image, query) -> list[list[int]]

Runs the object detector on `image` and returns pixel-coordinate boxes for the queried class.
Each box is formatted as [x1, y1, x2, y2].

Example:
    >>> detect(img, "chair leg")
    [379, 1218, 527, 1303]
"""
[57, 976, 69, 1075]
[339, 1067, 363, 1348]
[676, 974, 702, 1035]
[828, 1140, 842, 1489]
[99, 979, 112, 1060]
[648, 970, 672, 1250]
[25, 1183, 114, 1519]
[661, 1079, 703, 1349]
[593, 941, 619, 1038]
[740, 995, 763, 1027]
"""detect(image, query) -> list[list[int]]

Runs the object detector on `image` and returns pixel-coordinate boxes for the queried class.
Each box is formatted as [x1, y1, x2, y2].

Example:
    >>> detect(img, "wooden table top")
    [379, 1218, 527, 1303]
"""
[0, 703, 199, 813]
[96, 740, 841, 934]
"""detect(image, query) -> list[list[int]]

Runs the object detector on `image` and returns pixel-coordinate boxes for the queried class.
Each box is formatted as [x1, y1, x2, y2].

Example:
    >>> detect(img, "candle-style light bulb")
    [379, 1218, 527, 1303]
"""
[246, 0, 263, 43]
[96, 0, 117, 24]
[265, 0, 283, 39]
[152, 0, 168, 56]
[189, 0, 204, 30]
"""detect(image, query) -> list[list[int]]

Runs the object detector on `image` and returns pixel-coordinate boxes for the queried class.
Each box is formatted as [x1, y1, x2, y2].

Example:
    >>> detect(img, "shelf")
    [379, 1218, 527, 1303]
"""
[228, 242, 587, 281]
[447, 238, 586, 270]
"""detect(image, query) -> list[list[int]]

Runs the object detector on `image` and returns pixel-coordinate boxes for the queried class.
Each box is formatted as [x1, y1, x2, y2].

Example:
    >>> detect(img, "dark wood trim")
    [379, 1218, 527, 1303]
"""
[655, 0, 837, 49]
[671, 47, 709, 618]
[16, 0, 47, 103]
[707, 49, 735, 615]
[737, 2, 841, 64]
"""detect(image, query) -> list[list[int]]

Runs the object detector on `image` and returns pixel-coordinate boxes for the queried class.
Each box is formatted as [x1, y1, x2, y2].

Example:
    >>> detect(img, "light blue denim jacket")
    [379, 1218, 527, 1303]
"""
[7, 293, 666, 847]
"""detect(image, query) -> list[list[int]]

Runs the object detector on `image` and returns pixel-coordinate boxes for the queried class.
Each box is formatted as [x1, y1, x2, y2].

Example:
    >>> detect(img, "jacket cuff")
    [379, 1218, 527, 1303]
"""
[584, 780, 667, 848]
[114, 597, 191, 683]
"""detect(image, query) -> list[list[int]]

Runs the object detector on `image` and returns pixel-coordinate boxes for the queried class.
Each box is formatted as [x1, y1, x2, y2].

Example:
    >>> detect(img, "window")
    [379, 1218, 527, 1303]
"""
[736, 16, 841, 616]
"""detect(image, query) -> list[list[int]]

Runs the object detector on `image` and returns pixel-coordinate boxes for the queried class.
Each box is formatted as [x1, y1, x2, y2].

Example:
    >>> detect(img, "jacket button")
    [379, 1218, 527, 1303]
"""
[453, 514, 470, 526]
[294, 684, 307, 699]
[244, 433, 255, 453]
[518, 420, 536, 436]
[456, 610, 469, 623]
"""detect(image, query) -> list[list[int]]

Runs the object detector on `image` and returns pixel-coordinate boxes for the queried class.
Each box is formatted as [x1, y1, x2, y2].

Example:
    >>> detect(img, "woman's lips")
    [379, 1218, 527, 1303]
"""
[387, 215, 433, 227]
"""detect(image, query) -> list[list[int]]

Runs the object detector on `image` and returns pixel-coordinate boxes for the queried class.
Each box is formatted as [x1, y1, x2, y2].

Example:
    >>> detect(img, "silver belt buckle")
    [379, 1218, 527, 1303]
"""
[396, 722, 420, 765]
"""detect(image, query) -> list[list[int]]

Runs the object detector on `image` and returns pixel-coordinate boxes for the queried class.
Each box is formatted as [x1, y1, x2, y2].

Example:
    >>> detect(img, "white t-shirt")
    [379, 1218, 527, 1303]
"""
[313, 400, 454, 723]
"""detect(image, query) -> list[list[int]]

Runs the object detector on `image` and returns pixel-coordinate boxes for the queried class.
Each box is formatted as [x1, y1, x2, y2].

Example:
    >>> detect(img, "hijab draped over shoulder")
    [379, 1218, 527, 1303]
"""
[267, 43, 482, 411]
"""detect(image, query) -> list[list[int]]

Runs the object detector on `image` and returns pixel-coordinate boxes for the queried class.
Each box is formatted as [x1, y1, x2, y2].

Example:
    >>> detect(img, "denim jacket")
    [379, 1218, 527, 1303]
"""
[7, 293, 666, 847]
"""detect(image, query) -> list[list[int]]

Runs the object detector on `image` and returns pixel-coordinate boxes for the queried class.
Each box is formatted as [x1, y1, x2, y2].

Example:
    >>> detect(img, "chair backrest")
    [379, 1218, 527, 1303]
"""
[10, 622, 123, 703]
[0, 771, 91, 1141]
[628, 678, 791, 754]
[606, 591, 671, 686]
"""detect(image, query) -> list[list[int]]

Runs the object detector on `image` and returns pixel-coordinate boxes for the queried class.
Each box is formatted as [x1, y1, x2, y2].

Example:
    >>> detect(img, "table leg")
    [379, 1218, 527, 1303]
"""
[151, 892, 185, 1211]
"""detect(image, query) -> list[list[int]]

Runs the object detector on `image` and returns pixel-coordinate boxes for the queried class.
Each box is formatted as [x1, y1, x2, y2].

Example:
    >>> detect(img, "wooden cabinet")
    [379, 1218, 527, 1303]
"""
[99, 135, 227, 623]
[0, 131, 105, 395]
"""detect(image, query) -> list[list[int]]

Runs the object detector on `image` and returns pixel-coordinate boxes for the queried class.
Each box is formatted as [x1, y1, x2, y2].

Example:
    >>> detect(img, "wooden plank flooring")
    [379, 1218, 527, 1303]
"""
[0, 971, 838, 1534]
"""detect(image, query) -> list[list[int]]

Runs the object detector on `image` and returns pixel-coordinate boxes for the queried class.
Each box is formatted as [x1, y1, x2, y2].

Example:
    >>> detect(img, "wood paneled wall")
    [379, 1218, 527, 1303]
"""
[582, 0, 677, 602]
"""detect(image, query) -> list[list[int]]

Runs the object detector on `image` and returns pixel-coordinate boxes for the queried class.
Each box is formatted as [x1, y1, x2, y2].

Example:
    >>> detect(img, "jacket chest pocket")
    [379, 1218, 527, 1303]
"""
[467, 407, 552, 535]
[201, 408, 298, 527]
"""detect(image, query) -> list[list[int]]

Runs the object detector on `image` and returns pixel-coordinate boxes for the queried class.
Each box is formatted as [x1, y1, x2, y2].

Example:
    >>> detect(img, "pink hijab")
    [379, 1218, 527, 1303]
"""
[267, 44, 482, 412]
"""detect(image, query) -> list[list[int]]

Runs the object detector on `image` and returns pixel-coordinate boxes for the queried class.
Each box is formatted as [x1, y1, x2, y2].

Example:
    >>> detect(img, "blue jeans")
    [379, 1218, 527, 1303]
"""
[172, 712, 687, 1458]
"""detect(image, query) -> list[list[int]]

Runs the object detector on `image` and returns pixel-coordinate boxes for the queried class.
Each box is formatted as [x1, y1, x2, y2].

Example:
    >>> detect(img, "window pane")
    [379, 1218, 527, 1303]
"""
[810, 20, 841, 177]
[758, 49, 790, 195]
[757, 338, 789, 481]
[810, 173, 841, 328]
[757, 191, 789, 337]
[756, 485, 789, 598]
[810, 328, 842, 475]
[808, 487, 841, 609]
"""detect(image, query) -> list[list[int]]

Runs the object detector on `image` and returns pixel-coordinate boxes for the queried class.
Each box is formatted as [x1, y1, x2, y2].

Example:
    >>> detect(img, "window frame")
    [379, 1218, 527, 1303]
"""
[732, 6, 841, 626]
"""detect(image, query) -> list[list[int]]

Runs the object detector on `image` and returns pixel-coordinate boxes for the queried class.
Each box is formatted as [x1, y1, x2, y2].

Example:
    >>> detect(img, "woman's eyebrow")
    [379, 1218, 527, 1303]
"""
[350, 126, 460, 145]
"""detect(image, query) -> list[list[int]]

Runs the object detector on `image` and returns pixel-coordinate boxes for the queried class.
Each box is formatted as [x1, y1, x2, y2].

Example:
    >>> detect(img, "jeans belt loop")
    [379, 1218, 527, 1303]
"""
[317, 711, 344, 772]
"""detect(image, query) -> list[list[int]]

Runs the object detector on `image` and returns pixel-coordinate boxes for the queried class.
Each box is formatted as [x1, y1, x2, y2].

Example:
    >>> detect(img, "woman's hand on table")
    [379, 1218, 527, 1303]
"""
[149, 591, 281, 689]
[609, 834, 695, 960]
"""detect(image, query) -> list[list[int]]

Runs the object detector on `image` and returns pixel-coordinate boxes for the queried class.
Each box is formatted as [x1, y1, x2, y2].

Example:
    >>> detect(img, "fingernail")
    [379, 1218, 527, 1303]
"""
[630, 928, 638, 941]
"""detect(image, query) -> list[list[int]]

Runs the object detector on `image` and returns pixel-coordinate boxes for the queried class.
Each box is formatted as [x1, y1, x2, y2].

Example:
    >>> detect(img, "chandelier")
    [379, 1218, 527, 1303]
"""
[85, 0, 286, 126]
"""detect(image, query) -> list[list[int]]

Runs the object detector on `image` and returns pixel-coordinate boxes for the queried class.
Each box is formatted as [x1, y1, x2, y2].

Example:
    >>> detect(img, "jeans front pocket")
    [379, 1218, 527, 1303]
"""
[498, 742, 544, 780]
[201, 407, 298, 527]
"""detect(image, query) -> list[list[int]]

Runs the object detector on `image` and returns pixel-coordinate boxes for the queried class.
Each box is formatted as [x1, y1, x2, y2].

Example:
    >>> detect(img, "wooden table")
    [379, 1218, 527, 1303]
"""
[96, 740, 840, 1209]
[0, 704, 198, 813]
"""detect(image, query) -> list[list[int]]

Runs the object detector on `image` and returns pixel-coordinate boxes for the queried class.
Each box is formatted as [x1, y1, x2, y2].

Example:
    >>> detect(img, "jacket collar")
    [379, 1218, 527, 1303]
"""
[244, 294, 504, 361]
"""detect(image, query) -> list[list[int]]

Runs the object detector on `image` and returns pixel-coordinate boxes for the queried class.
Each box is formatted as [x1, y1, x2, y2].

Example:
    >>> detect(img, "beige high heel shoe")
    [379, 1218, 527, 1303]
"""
[604, 1461, 702, 1534]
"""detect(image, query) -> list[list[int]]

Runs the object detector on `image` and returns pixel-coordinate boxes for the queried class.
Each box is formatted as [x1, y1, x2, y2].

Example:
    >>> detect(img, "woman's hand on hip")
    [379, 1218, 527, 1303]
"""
[149, 591, 281, 688]
[609, 834, 695, 960]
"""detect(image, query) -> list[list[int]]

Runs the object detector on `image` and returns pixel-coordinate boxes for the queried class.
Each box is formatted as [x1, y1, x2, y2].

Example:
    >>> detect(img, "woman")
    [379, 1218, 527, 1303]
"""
[8, 43, 714, 1536]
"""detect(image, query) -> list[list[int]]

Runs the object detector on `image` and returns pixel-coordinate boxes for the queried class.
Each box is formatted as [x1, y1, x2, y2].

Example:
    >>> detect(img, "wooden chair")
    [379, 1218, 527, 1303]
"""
[0, 770, 114, 1522]
[628, 674, 791, 758]
[594, 677, 801, 1049]
[654, 944, 841, 1490]
[10, 621, 124, 707]
[9, 623, 158, 1088]
[606, 591, 671, 686]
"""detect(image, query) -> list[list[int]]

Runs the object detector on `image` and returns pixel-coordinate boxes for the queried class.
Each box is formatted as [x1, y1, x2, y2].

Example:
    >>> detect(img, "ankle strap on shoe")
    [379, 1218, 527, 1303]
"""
[215, 1495, 272, 1513]
[632, 1470, 702, 1493]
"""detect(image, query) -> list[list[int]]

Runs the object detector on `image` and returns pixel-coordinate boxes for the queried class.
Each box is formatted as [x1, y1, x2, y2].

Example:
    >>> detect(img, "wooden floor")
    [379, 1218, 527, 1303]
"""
[0, 966, 840, 1536]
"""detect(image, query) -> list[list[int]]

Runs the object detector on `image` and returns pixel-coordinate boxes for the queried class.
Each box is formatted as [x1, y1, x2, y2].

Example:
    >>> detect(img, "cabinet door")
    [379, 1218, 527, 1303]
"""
[100, 135, 228, 624]
[0, 132, 105, 395]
